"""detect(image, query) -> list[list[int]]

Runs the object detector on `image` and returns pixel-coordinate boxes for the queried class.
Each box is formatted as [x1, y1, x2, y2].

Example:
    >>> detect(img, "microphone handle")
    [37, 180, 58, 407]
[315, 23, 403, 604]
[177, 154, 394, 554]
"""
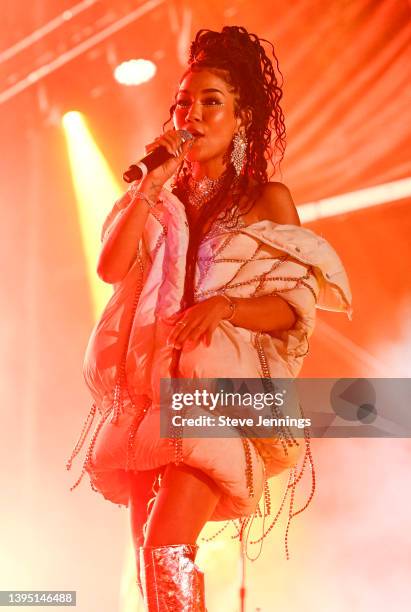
[123, 129, 193, 184]
[123, 145, 171, 183]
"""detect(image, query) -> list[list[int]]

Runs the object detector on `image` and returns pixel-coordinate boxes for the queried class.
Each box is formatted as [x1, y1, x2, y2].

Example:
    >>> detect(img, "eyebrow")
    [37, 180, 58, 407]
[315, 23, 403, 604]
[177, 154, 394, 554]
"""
[177, 88, 225, 96]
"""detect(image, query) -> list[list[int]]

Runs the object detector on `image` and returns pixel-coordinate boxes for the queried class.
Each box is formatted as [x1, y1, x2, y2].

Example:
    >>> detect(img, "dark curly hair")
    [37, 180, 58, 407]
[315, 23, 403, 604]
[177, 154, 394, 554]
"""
[163, 25, 286, 308]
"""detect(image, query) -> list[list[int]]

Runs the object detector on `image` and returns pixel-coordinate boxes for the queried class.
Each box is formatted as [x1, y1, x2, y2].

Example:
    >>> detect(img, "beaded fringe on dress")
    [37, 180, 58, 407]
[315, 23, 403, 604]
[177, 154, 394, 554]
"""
[67, 209, 317, 561]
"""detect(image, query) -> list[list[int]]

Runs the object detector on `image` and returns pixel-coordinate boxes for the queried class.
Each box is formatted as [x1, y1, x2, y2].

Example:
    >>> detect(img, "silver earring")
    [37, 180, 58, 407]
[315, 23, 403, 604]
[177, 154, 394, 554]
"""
[230, 131, 247, 176]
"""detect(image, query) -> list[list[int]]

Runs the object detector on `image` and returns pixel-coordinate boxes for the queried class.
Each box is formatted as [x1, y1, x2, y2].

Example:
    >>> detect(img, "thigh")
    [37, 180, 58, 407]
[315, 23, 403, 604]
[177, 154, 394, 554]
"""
[129, 467, 163, 547]
[143, 463, 221, 547]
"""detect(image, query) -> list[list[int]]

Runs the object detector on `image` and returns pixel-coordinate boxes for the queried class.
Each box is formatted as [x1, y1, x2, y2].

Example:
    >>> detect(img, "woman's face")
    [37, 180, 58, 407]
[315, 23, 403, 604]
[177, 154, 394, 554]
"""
[173, 69, 242, 164]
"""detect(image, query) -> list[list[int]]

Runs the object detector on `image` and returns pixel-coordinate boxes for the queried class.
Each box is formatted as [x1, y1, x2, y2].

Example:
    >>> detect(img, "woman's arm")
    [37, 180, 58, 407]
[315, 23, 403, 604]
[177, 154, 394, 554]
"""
[167, 294, 297, 350]
[98, 130, 194, 284]
[97, 178, 163, 284]
[218, 294, 297, 333]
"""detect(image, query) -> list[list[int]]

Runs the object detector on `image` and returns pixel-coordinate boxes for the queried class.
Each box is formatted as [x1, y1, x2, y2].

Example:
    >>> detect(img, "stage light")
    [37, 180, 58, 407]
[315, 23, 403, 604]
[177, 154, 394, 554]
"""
[62, 111, 122, 317]
[114, 58, 157, 86]
[298, 177, 411, 223]
[62, 110, 82, 128]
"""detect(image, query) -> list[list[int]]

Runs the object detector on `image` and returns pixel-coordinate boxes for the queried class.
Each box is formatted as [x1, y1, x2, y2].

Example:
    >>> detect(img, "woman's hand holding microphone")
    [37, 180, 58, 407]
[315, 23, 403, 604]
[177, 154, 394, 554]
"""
[138, 129, 195, 199]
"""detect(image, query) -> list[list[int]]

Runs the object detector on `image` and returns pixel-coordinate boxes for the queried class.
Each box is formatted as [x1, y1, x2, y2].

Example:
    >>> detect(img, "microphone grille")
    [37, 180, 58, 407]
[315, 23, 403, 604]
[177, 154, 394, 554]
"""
[178, 129, 194, 143]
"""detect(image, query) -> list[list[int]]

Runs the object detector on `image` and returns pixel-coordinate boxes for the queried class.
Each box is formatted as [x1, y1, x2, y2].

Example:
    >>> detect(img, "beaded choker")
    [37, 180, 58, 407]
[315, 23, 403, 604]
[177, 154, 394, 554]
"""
[186, 173, 226, 209]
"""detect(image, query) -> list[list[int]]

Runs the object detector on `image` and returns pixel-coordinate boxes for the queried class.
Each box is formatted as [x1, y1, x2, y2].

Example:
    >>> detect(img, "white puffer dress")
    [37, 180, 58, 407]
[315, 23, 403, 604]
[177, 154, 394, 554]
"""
[68, 186, 352, 526]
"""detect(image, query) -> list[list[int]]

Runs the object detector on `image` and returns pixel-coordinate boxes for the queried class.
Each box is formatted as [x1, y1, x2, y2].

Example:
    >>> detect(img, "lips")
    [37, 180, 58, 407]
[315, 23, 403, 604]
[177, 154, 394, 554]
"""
[185, 128, 204, 137]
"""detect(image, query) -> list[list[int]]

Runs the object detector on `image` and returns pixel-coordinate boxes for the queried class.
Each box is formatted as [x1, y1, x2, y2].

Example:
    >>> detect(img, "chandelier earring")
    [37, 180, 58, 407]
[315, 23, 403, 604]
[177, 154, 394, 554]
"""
[230, 131, 248, 176]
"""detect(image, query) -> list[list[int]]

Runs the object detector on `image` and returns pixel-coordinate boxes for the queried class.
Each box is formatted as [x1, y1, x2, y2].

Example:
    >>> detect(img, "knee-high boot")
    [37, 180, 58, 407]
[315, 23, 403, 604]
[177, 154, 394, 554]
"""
[139, 544, 206, 611]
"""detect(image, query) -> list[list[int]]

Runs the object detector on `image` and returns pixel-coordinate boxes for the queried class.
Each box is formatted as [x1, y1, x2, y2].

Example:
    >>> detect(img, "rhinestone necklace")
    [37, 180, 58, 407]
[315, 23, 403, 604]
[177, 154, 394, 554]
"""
[186, 173, 226, 209]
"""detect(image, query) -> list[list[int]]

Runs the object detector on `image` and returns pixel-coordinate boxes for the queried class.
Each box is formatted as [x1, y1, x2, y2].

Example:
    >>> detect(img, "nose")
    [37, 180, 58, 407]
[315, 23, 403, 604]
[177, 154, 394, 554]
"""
[184, 101, 202, 123]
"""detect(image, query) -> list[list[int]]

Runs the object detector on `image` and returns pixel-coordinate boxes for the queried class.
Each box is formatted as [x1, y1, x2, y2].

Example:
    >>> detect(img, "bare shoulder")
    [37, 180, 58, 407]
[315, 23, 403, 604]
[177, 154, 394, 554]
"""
[257, 181, 301, 226]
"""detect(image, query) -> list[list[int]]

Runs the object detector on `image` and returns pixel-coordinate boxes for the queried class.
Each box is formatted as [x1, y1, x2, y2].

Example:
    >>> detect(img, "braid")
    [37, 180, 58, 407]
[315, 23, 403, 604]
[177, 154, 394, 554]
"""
[162, 25, 287, 308]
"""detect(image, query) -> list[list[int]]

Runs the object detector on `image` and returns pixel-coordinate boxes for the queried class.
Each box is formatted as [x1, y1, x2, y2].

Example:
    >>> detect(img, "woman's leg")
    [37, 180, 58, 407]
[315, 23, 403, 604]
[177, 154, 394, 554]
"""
[143, 463, 221, 546]
[139, 463, 221, 611]
[129, 468, 163, 596]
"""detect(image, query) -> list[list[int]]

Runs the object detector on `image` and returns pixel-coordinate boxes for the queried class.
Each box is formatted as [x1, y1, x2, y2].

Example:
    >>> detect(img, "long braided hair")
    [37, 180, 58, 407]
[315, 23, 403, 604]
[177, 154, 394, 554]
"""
[163, 25, 286, 308]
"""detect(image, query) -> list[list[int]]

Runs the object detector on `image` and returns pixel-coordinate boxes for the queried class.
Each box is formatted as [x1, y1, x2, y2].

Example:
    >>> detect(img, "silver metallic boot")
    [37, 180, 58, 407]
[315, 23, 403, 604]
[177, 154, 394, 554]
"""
[139, 544, 206, 611]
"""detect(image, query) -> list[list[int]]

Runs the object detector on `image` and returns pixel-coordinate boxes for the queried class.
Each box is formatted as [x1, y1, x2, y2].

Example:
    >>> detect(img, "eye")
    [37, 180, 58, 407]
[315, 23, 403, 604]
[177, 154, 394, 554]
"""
[175, 97, 224, 108]
[203, 98, 223, 106]
[175, 99, 190, 108]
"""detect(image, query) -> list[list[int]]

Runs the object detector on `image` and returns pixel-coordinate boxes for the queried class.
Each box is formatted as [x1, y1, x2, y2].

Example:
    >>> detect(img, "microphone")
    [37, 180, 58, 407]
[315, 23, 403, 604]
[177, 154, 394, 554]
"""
[123, 129, 194, 183]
